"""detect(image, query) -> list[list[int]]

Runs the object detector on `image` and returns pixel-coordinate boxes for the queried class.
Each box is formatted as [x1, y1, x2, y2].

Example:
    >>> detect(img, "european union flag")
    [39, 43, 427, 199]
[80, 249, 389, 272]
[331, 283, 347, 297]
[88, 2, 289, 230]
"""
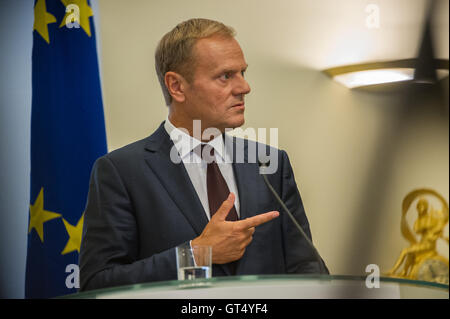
[26, 0, 107, 298]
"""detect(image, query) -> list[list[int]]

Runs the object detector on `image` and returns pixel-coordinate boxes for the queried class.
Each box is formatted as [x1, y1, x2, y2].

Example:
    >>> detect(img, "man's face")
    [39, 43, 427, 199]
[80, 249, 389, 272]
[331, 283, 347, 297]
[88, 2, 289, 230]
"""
[183, 36, 251, 132]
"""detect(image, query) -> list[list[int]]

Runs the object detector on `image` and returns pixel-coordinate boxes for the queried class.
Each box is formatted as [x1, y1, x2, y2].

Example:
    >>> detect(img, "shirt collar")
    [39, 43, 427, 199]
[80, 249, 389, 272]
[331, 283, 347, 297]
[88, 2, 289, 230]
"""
[164, 116, 226, 161]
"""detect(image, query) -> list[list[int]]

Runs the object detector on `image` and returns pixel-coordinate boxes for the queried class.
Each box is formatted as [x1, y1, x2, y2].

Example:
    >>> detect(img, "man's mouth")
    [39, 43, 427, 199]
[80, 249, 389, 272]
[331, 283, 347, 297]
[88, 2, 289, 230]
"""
[232, 102, 245, 108]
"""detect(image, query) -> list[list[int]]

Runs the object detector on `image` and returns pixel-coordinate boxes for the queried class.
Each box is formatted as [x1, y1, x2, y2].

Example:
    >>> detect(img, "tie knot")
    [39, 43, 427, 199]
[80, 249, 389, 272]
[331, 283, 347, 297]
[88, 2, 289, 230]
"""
[196, 143, 215, 162]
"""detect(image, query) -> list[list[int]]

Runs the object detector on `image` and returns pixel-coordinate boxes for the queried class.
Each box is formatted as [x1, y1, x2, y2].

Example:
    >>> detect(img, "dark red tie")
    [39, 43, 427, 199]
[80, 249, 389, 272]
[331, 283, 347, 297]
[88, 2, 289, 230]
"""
[202, 144, 238, 221]
[201, 144, 238, 275]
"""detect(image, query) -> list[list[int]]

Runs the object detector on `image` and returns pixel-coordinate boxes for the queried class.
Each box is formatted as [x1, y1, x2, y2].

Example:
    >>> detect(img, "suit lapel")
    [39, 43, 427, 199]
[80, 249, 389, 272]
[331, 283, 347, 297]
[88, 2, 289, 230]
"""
[143, 123, 208, 236]
[233, 163, 260, 221]
[229, 136, 262, 275]
[229, 135, 260, 221]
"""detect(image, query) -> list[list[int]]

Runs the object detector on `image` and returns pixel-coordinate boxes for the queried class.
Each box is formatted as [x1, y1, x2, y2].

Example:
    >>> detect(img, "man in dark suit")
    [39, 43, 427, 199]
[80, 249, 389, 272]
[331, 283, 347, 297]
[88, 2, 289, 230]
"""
[79, 18, 327, 292]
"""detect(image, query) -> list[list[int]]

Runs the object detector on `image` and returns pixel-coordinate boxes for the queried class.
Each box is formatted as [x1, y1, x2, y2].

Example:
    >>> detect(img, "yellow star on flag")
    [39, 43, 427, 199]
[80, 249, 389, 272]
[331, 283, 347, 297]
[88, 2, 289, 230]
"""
[59, 0, 94, 37]
[33, 0, 57, 44]
[29, 188, 61, 242]
[61, 214, 84, 255]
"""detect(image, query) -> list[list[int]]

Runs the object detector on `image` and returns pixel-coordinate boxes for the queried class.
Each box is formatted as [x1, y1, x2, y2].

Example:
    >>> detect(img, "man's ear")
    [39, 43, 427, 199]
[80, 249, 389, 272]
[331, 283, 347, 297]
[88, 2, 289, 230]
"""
[165, 71, 187, 103]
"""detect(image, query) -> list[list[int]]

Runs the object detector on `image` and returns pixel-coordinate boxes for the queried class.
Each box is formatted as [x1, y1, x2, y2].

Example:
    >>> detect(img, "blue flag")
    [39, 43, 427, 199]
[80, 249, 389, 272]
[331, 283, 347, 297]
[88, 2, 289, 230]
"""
[26, 0, 107, 298]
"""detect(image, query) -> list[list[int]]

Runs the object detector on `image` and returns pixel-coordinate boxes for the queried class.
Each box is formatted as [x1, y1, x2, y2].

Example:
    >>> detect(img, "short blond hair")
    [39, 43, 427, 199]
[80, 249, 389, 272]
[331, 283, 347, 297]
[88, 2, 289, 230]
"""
[155, 18, 236, 106]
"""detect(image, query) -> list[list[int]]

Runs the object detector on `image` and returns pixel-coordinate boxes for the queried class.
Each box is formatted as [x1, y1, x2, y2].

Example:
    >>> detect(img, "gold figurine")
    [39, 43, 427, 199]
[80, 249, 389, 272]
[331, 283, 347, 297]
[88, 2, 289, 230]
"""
[386, 189, 449, 284]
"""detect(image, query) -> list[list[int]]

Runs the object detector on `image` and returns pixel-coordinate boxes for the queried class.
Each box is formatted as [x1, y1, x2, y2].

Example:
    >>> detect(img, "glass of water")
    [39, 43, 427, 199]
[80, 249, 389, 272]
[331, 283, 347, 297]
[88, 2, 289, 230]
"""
[176, 242, 212, 281]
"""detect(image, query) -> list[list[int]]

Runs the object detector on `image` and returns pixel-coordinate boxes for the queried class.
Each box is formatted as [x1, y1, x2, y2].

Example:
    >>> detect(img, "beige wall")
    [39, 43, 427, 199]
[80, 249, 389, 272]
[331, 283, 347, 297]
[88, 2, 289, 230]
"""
[97, 0, 449, 276]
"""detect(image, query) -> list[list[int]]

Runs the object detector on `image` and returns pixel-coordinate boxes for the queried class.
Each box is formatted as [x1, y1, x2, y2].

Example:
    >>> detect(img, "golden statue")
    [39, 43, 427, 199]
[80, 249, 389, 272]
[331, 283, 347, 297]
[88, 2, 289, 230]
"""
[386, 189, 449, 284]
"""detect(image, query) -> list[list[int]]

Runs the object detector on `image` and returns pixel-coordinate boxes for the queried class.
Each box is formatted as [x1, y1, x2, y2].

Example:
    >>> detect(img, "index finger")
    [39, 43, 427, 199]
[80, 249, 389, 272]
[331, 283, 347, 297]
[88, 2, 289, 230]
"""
[236, 211, 279, 230]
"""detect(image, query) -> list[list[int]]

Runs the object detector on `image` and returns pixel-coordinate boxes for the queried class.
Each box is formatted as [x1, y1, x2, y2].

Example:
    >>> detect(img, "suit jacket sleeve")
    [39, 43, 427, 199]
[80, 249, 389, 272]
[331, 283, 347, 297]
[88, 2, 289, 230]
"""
[79, 156, 181, 291]
[279, 150, 329, 274]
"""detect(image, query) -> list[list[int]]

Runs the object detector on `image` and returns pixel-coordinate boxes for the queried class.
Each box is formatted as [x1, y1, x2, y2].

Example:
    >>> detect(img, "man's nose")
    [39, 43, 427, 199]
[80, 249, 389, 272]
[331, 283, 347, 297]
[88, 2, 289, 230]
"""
[233, 74, 251, 96]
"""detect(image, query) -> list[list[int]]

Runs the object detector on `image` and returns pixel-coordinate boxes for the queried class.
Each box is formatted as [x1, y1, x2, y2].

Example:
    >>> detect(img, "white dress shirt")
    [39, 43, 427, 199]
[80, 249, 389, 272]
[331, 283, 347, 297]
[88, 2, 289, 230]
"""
[164, 117, 241, 220]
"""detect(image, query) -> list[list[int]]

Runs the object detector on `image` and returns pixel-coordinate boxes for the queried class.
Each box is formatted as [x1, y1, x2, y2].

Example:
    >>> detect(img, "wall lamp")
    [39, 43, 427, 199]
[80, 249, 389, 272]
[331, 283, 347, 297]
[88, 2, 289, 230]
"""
[323, 59, 449, 89]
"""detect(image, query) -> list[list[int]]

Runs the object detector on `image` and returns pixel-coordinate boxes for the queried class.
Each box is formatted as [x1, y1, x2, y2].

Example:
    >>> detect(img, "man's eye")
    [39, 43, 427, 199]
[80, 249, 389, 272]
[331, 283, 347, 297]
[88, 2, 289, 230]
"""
[220, 73, 231, 80]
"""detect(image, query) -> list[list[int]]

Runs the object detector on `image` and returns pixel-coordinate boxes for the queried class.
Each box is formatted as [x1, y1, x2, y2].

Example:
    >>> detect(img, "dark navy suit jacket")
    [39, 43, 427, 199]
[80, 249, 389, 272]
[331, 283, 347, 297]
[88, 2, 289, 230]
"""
[79, 122, 326, 291]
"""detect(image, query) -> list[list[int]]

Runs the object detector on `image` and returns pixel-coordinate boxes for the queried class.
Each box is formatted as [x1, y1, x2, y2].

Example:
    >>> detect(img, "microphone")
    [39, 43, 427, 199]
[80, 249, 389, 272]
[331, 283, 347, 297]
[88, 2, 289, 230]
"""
[258, 160, 328, 274]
